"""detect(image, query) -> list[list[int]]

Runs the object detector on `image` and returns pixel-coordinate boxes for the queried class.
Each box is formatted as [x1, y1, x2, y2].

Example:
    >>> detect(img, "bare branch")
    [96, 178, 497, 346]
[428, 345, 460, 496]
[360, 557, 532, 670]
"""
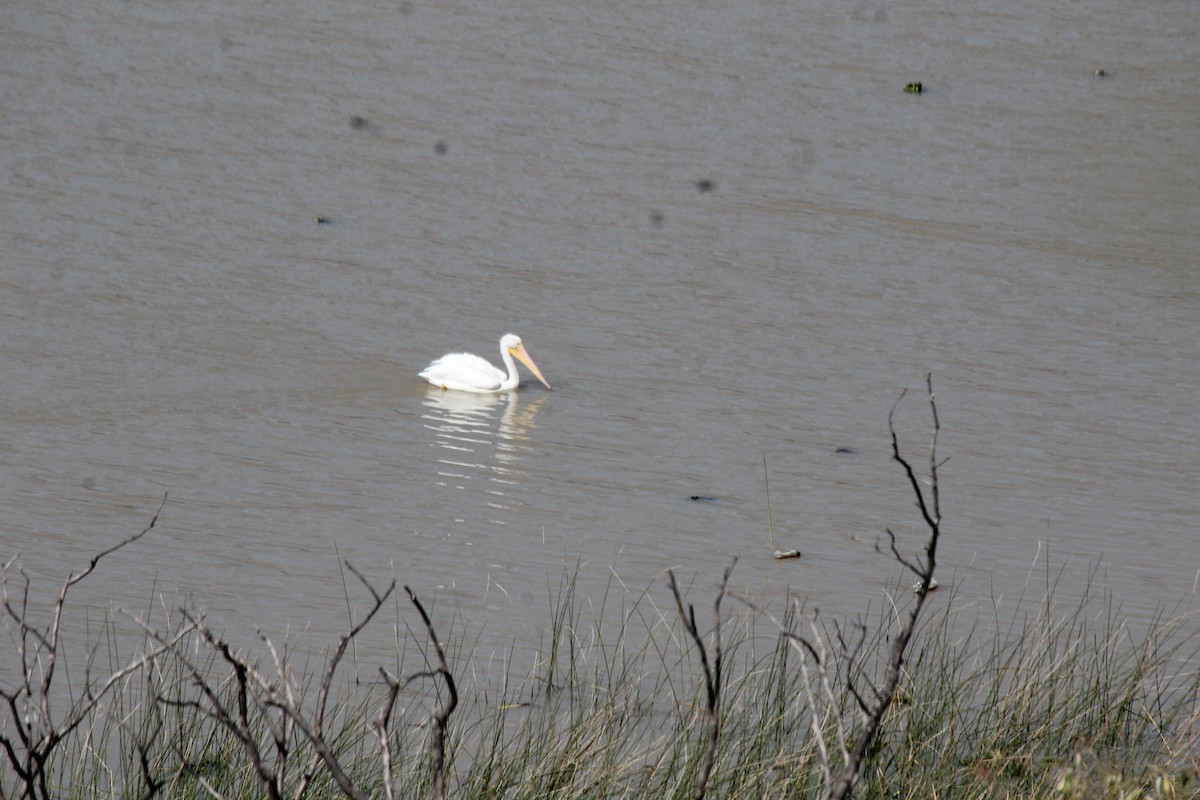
[875, 528, 924, 577]
[374, 667, 406, 800]
[735, 378, 947, 800]
[0, 498, 166, 800]
[889, 381, 941, 535]
[667, 557, 736, 800]
[403, 586, 458, 800]
[781, 609, 852, 789]
[128, 563, 403, 800]
[313, 563, 395, 733]
[825, 375, 944, 800]
[263, 704, 367, 800]
[134, 666, 166, 800]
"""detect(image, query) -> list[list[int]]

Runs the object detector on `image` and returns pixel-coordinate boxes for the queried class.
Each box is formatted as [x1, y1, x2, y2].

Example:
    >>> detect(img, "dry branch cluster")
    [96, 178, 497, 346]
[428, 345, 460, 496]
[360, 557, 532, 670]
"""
[662, 376, 945, 800]
[1, 498, 171, 799]
[2, 521, 456, 800]
[3, 379, 948, 800]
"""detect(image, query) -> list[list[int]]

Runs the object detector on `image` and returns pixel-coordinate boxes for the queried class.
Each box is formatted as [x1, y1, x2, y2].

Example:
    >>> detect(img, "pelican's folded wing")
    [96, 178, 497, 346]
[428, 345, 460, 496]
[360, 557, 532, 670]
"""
[419, 352, 506, 392]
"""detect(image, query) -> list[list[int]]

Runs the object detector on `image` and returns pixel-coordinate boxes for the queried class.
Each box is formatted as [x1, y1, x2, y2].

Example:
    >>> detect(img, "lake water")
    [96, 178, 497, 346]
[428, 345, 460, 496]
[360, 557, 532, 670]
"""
[2, 0, 1197, 678]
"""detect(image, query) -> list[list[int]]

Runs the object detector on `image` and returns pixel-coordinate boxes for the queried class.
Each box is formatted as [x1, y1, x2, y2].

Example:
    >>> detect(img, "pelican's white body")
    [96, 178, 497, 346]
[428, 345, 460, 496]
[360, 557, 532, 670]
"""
[420, 352, 512, 392]
[420, 333, 550, 393]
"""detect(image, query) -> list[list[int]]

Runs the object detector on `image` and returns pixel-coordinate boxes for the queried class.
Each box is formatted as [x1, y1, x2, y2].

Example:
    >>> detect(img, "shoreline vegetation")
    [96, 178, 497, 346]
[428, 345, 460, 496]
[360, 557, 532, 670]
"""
[4, 380, 1198, 799]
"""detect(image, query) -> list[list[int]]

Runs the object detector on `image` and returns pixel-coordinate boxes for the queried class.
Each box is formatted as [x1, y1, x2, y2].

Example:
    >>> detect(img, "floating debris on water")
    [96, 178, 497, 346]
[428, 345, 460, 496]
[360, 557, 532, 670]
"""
[773, 549, 802, 560]
[1094, 68, 1107, 77]
[689, 495, 716, 503]
[904, 81, 923, 95]
[313, 216, 331, 225]
[835, 446, 857, 455]
[913, 578, 939, 593]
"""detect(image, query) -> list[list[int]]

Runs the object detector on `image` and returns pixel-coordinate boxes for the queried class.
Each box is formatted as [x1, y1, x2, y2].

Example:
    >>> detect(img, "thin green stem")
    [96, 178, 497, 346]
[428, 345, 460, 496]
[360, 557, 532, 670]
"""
[762, 452, 774, 546]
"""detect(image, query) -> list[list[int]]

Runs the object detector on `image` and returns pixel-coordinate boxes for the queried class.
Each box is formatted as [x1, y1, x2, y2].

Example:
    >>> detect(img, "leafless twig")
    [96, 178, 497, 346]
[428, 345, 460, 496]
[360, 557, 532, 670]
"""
[138, 562, 395, 800]
[0, 496, 167, 800]
[667, 557, 736, 800]
[393, 586, 458, 800]
[740, 376, 945, 800]
[824, 374, 943, 800]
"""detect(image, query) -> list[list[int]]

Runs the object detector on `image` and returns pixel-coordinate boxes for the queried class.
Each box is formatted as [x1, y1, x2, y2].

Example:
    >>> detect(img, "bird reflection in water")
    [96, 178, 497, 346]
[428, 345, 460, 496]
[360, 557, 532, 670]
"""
[420, 389, 547, 526]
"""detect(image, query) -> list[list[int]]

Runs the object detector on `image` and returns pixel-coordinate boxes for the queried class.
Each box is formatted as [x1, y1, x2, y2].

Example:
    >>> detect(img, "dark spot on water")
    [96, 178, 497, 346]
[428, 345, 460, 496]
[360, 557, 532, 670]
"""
[434, 140, 448, 155]
[695, 179, 716, 193]
[690, 495, 716, 503]
[350, 115, 369, 130]
[650, 210, 664, 227]
[314, 216, 331, 225]
[835, 446, 857, 455]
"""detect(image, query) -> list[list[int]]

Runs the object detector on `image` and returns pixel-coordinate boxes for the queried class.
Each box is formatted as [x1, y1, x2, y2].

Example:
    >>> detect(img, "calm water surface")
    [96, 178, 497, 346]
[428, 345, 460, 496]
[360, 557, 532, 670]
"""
[2, 0, 1197, 673]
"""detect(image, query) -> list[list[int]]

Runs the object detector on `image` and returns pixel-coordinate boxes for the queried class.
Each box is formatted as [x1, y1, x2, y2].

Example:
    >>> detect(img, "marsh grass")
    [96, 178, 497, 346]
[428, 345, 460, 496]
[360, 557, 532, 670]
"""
[3, 565, 1197, 800]
[876, 574, 1200, 798]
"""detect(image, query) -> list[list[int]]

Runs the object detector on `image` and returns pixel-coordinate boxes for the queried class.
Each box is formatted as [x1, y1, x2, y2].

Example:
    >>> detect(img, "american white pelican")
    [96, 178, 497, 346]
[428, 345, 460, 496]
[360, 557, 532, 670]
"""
[420, 333, 551, 393]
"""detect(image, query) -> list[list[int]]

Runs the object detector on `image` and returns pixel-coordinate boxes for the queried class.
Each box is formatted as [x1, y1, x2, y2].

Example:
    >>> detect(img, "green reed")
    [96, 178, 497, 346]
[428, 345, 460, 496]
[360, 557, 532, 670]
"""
[4, 568, 1197, 800]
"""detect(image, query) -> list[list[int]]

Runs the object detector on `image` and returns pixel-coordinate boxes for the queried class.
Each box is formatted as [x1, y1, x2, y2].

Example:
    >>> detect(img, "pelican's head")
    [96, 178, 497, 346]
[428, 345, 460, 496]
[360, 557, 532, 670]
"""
[502, 333, 551, 390]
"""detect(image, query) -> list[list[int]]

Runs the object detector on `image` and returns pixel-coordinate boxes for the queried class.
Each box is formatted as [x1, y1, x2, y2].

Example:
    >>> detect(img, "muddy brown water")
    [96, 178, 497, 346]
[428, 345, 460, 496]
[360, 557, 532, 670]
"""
[2, 0, 1197, 682]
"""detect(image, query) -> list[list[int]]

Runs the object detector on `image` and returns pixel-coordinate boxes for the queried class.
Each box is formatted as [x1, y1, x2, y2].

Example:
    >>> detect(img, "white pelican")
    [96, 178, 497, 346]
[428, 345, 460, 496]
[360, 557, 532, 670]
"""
[419, 333, 551, 393]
